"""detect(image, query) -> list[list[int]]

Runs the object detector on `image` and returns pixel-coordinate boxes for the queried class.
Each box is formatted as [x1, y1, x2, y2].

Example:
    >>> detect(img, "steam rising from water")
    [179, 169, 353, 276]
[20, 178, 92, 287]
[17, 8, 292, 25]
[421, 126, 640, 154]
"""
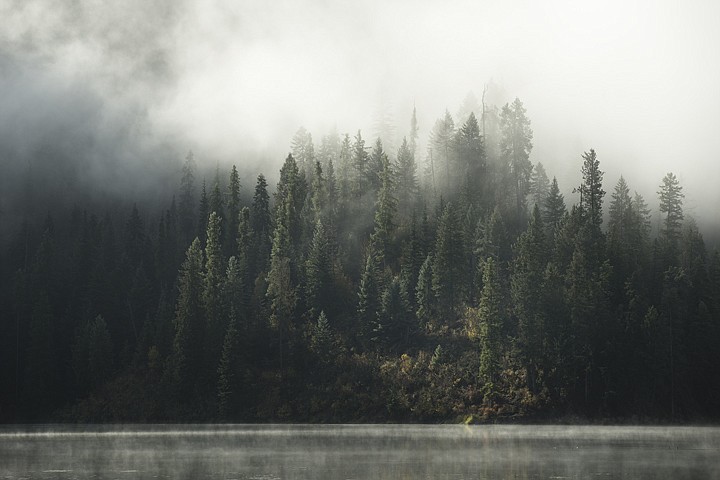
[1, 425, 719, 479]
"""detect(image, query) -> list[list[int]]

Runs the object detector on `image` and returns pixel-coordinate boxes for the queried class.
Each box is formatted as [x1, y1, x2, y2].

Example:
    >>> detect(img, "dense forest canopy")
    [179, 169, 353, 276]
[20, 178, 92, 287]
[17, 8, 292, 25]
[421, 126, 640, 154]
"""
[2, 98, 719, 423]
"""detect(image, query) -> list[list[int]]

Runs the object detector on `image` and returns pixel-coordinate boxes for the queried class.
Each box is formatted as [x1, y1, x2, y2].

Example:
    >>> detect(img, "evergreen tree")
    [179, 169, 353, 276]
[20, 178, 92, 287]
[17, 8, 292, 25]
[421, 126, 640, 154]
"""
[171, 238, 204, 397]
[578, 149, 605, 230]
[477, 257, 506, 401]
[204, 212, 225, 367]
[338, 133, 353, 202]
[357, 242, 384, 346]
[226, 165, 241, 257]
[454, 112, 486, 207]
[317, 130, 341, 170]
[511, 205, 547, 394]
[544, 176, 566, 234]
[396, 137, 418, 217]
[409, 105, 419, 156]
[291, 126, 315, 178]
[658, 172, 684, 253]
[274, 154, 306, 251]
[429, 110, 455, 193]
[250, 174, 272, 274]
[415, 254, 434, 328]
[529, 162, 550, 211]
[178, 151, 196, 246]
[72, 314, 113, 393]
[310, 161, 328, 225]
[217, 306, 240, 420]
[310, 310, 333, 363]
[197, 180, 209, 245]
[500, 98, 533, 229]
[305, 220, 334, 319]
[370, 151, 397, 260]
[475, 206, 511, 269]
[374, 276, 413, 351]
[607, 176, 634, 283]
[432, 203, 465, 319]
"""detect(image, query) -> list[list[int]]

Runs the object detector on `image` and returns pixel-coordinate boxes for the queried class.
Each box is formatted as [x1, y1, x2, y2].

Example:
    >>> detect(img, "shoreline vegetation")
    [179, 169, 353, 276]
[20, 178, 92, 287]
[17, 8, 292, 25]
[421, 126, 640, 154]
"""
[2, 101, 719, 425]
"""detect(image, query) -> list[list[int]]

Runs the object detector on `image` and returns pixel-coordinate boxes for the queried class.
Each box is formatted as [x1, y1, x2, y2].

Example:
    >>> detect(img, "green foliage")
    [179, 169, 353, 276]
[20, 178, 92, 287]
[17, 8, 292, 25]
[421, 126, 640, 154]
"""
[500, 98, 533, 229]
[226, 165, 241, 256]
[5, 100, 720, 424]
[170, 238, 204, 397]
[178, 151, 196, 245]
[432, 203, 465, 319]
[305, 220, 334, 319]
[396, 137, 419, 217]
[529, 162, 550, 211]
[578, 149, 605, 230]
[477, 257, 506, 402]
[511, 205, 547, 394]
[658, 172, 684, 257]
[374, 276, 413, 351]
[544, 176, 566, 234]
[217, 307, 241, 420]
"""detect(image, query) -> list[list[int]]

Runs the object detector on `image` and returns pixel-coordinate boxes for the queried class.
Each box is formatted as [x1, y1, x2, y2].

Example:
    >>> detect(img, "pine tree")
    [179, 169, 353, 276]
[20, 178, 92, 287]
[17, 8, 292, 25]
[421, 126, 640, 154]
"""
[291, 126, 315, 178]
[310, 310, 333, 362]
[204, 212, 225, 368]
[374, 276, 413, 351]
[607, 176, 634, 281]
[428, 110, 455, 193]
[72, 314, 113, 393]
[500, 98, 533, 229]
[357, 242, 384, 345]
[475, 206, 511, 268]
[305, 220, 333, 319]
[477, 257, 506, 401]
[250, 174, 272, 274]
[415, 253, 435, 326]
[368, 138, 386, 194]
[396, 137, 418, 217]
[179, 151, 196, 247]
[226, 165, 241, 257]
[274, 154, 306, 250]
[409, 105, 419, 156]
[454, 112, 486, 208]
[511, 205, 547, 393]
[578, 149, 605, 230]
[338, 133, 353, 202]
[432, 203, 465, 319]
[310, 161, 328, 225]
[171, 238, 204, 396]
[529, 162, 550, 211]
[225, 254, 248, 329]
[658, 172, 684, 250]
[370, 151, 397, 260]
[217, 306, 240, 420]
[544, 176, 566, 236]
[197, 180, 209, 245]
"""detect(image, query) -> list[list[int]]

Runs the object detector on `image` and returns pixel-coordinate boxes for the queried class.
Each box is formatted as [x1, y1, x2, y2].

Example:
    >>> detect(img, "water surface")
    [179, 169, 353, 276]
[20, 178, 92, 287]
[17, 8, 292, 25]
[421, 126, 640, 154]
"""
[1, 424, 718, 479]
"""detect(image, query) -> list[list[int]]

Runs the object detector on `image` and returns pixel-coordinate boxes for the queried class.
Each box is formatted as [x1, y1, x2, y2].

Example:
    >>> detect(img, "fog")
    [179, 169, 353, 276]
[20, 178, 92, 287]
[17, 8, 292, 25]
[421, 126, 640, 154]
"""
[2, 424, 720, 479]
[2, 0, 720, 237]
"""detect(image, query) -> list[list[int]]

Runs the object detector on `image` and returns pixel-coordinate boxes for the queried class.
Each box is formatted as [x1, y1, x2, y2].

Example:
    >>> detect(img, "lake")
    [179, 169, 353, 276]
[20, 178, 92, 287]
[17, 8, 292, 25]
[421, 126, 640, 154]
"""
[1, 424, 719, 479]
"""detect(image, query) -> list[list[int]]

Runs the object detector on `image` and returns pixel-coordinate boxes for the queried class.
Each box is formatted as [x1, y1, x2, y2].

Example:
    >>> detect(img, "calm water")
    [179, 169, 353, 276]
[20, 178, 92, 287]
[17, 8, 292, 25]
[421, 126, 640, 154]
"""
[1, 424, 719, 479]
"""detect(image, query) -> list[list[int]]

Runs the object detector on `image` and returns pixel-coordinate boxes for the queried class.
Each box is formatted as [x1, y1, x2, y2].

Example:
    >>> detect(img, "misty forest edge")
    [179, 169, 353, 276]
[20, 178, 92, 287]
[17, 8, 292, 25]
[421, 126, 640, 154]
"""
[2, 98, 719, 424]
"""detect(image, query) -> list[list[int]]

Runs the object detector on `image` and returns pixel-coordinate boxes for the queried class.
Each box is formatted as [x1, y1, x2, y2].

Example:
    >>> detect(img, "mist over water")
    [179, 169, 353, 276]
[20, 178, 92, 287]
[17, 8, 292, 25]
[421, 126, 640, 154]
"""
[2, 425, 720, 479]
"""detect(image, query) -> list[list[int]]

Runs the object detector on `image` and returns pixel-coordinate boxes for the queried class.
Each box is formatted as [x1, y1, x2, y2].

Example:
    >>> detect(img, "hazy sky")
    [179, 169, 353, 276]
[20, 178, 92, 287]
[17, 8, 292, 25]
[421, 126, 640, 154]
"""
[2, 0, 720, 225]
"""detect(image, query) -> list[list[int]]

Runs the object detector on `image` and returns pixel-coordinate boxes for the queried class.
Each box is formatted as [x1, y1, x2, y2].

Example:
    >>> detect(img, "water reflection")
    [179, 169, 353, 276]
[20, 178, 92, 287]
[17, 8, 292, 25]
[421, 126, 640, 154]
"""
[1, 424, 719, 479]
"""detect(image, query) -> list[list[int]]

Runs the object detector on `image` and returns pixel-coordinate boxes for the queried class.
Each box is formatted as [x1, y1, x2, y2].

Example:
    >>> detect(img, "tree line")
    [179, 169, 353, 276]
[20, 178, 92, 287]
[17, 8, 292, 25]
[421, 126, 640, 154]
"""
[1, 98, 719, 423]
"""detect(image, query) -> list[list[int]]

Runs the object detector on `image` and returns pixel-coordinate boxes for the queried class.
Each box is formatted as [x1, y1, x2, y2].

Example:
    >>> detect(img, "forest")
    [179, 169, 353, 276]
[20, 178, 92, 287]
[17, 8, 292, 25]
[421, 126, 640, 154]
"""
[1, 98, 719, 424]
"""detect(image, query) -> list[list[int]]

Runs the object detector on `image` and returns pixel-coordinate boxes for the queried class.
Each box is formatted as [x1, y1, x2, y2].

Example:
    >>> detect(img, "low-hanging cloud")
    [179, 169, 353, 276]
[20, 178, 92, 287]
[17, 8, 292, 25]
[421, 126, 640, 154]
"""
[1, 0, 719, 243]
